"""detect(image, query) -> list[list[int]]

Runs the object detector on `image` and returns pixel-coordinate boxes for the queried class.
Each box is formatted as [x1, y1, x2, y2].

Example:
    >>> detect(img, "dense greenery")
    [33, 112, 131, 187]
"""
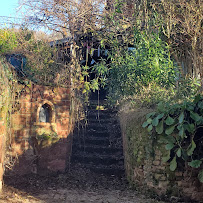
[0, 28, 62, 86]
[106, 30, 178, 104]
[0, 29, 18, 54]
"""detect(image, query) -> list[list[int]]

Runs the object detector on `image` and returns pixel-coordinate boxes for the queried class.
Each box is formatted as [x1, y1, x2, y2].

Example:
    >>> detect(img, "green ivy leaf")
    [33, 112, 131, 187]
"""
[157, 102, 165, 112]
[152, 116, 159, 126]
[158, 135, 176, 144]
[182, 150, 188, 161]
[165, 116, 175, 125]
[165, 143, 174, 150]
[170, 156, 177, 171]
[146, 112, 156, 119]
[178, 126, 185, 138]
[187, 140, 196, 156]
[156, 120, 164, 134]
[142, 121, 149, 128]
[198, 101, 203, 109]
[184, 123, 195, 133]
[194, 94, 201, 103]
[147, 118, 153, 124]
[165, 125, 175, 135]
[178, 112, 184, 124]
[188, 160, 202, 168]
[157, 113, 164, 119]
[188, 105, 194, 111]
[162, 151, 170, 162]
[198, 170, 203, 183]
[176, 148, 181, 157]
[147, 124, 153, 132]
[190, 111, 202, 122]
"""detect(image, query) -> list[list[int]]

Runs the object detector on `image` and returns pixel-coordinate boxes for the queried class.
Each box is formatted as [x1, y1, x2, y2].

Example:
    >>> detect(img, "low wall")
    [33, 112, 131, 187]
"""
[120, 108, 203, 202]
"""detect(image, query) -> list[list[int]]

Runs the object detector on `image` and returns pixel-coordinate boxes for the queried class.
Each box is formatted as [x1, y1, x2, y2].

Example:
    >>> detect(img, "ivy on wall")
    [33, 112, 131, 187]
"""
[143, 94, 203, 182]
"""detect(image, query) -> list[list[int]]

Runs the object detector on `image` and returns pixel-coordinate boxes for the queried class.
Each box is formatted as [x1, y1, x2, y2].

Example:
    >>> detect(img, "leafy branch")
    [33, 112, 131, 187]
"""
[143, 94, 203, 182]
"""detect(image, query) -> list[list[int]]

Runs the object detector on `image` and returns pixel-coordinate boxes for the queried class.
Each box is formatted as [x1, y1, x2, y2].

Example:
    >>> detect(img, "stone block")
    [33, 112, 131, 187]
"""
[155, 155, 161, 161]
[158, 180, 169, 188]
[56, 122, 69, 132]
[175, 171, 183, 177]
[20, 102, 32, 114]
[153, 160, 160, 166]
[154, 173, 166, 181]
[182, 187, 195, 195]
[11, 114, 26, 130]
[156, 165, 166, 171]
[155, 149, 162, 156]
[0, 125, 6, 135]
[57, 130, 69, 138]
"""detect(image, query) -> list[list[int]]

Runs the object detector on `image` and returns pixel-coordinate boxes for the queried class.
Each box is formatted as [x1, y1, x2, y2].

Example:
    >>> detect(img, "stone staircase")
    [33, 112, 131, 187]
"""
[71, 100, 125, 176]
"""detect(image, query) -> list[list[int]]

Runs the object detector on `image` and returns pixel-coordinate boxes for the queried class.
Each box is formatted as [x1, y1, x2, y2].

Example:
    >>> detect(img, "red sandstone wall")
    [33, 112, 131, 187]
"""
[9, 83, 73, 175]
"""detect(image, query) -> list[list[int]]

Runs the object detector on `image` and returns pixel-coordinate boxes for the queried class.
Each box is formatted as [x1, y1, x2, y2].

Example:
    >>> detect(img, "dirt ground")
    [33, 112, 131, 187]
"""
[1, 163, 166, 203]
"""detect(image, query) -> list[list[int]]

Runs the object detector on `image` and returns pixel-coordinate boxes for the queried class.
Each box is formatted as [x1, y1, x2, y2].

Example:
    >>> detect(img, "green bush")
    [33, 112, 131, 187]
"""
[0, 29, 18, 54]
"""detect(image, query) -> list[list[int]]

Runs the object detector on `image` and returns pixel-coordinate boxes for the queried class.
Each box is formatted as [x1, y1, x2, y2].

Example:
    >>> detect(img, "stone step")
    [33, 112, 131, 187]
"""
[87, 117, 110, 123]
[72, 152, 124, 166]
[71, 99, 124, 176]
[72, 146, 123, 157]
[86, 125, 108, 132]
[87, 111, 117, 120]
[73, 136, 110, 146]
[83, 163, 125, 176]
[82, 144, 123, 154]
[85, 128, 109, 135]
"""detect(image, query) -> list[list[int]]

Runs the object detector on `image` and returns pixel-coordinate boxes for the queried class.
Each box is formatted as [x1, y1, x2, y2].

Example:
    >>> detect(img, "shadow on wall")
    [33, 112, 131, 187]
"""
[5, 83, 74, 176]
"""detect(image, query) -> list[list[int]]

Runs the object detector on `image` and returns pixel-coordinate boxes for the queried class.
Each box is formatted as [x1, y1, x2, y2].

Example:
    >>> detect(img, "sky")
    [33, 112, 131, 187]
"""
[0, 0, 20, 17]
[0, 0, 26, 28]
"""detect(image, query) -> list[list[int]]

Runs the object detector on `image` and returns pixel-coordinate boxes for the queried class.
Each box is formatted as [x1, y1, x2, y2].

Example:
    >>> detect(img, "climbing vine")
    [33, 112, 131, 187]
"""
[143, 94, 203, 182]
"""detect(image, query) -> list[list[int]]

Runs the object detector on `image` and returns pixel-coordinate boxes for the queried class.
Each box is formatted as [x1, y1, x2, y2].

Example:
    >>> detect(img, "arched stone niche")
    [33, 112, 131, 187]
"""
[36, 100, 55, 124]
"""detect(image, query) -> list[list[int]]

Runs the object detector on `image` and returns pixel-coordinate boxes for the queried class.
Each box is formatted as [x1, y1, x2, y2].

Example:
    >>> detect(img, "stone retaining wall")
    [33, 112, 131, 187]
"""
[7, 83, 73, 175]
[119, 108, 203, 202]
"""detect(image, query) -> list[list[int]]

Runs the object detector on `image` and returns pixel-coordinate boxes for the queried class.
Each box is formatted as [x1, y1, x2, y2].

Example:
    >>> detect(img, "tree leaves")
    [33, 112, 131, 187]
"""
[165, 143, 174, 150]
[188, 160, 202, 168]
[152, 116, 159, 126]
[165, 125, 175, 135]
[178, 112, 184, 123]
[176, 148, 181, 157]
[187, 140, 196, 156]
[190, 111, 202, 122]
[198, 170, 203, 183]
[165, 116, 175, 125]
[170, 156, 177, 171]
[156, 120, 164, 134]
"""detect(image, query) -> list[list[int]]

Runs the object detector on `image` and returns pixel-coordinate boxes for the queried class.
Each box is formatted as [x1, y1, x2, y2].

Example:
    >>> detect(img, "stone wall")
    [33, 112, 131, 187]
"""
[0, 60, 12, 192]
[0, 118, 6, 192]
[8, 83, 73, 175]
[119, 108, 203, 202]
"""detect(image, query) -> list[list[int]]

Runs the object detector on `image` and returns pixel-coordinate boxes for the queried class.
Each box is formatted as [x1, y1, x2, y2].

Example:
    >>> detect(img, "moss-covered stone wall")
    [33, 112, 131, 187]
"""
[119, 108, 203, 202]
[0, 59, 13, 192]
